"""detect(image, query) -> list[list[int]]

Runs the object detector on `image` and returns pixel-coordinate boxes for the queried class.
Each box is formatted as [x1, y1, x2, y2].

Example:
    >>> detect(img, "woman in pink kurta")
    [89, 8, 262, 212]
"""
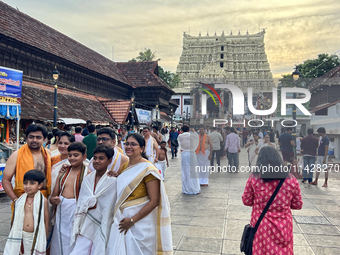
[242, 146, 303, 255]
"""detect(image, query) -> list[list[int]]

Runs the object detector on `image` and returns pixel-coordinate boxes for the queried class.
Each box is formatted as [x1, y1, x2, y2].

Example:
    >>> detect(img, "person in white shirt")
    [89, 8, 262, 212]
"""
[209, 127, 223, 167]
[225, 127, 241, 172]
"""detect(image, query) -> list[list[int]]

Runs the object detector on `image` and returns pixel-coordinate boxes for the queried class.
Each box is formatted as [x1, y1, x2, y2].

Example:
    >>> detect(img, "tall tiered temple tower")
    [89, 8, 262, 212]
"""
[175, 29, 275, 119]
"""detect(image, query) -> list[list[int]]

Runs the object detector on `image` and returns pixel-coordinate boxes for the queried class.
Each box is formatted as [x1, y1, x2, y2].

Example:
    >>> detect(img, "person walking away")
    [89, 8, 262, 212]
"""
[178, 125, 200, 194]
[82, 124, 97, 160]
[278, 127, 295, 165]
[224, 127, 240, 172]
[301, 128, 319, 183]
[289, 157, 302, 179]
[169, 126, 179, 159]
[74, 126, 84, 142]
[310, 127, 330, 187]
[245, 132, 260, 167]
[196, 125, 213, 186]
[242, 146, 303, 255]
[81, 120, 92, 136]
[242, 128, 249, 147]
[209, 127, 223, 168]
[4, 170, 49, 255]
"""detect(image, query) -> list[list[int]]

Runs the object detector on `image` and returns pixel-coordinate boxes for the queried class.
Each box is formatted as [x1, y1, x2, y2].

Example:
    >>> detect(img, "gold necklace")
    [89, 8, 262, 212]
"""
[26, 199, 34, 208]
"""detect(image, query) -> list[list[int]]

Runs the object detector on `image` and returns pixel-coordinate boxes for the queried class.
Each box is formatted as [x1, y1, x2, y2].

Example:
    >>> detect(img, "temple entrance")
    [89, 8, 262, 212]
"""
[207, 97, 219, 118]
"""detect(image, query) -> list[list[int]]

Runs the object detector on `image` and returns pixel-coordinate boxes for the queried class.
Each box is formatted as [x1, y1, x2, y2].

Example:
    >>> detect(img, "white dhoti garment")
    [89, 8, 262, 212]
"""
[71, 235, 95, 255]
[4, 191, 46, 255]
[50, 196, 77, 255]
[180, 151, 200, 195]
[145, 137, 156, 164]
[106, 162, 173, 255]
[247, 143, 258, 167]
[155, 160, 166, 180]
[196, 149, 210, 185]
[22, 231, 34, 255]
[70, 171, 117, 255]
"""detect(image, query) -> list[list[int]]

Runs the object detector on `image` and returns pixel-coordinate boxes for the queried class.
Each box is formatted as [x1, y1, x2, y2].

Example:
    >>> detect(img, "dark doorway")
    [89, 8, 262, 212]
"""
[207, 97, 219, 118]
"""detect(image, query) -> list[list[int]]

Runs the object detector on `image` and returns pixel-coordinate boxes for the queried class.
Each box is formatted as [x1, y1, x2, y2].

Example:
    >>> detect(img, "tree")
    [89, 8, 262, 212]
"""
[276, 54, 339, 116]
[129, 49, 180, 88]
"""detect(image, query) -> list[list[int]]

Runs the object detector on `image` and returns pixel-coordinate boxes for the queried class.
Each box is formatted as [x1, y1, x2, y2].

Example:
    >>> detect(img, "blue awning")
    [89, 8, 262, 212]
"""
[0, 105, 21, 120]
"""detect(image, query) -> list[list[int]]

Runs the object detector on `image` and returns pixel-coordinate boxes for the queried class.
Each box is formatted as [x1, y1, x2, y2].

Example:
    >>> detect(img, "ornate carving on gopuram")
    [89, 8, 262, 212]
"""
[176, 29, 274, 93]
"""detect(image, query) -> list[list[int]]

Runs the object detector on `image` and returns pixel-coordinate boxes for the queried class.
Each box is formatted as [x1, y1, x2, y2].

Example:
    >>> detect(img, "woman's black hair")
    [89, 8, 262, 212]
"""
[53, 130, 63, 144]
[254, 146, 289, 182]
[126, 133, 148, 160]
[47, 132, 54, 141]
[59, 132, 75, 143]
[24, 169, 46, 184]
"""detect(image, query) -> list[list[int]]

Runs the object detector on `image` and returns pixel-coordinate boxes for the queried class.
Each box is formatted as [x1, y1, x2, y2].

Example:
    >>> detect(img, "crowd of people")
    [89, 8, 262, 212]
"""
[1, 118, 332, 255]
[2, 122, 173, 255]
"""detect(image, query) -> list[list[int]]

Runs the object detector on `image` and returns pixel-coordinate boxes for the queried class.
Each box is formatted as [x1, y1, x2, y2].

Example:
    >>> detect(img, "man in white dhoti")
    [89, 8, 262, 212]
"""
[178, 125, 200, 194]
[106, 133, 172, 255]
[50, 143, 90, 255]
[245, 132, 261, 167]
[88, 127, 129, 173]
[70, 145, 117, 255]
[143, 126, 159, 164]
[196, 125, 213, 186]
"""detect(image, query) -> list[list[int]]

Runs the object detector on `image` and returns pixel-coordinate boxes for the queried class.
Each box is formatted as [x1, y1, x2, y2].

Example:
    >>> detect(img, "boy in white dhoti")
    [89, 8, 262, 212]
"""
[196, 126, 213, 186]
[155, 141, 169, 180]
[50, 142, 90, 255]
[70, 145, 117, 255]
[5, 170, 49, 255]
[143, 126, 159, 164]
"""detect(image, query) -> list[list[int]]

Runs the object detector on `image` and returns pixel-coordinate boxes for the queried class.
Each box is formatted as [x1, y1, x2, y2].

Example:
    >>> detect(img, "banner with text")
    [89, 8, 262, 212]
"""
[0, 66, 23, 105]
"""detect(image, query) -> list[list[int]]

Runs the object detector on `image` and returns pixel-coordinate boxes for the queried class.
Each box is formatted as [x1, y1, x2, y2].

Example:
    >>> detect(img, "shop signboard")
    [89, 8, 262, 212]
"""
[135, 108, 152, 124]
[0, 66, 23, 105]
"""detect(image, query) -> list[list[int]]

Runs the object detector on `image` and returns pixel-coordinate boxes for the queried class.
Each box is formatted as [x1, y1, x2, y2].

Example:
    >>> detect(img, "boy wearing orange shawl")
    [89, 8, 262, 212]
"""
[196, 126, 213, 186]
[50, 142, 90, 255]
[3, 124, 51, 214]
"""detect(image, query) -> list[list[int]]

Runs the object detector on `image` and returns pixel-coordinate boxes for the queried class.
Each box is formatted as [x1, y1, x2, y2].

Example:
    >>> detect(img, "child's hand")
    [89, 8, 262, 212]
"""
[50, 196, 61, 206]
[59, 164, 70, 174]
[107, 171, 118, 177]
[154, 158, 158, 163]
[167, 163, 169, 167]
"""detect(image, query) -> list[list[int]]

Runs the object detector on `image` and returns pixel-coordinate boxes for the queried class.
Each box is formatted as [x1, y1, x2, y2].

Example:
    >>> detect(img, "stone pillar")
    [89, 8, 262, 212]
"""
[219, 89, 224, 118]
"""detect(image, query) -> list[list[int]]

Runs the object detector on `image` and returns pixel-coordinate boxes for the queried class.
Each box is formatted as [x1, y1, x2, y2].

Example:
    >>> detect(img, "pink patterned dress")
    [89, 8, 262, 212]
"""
[242, 174, 303, 255]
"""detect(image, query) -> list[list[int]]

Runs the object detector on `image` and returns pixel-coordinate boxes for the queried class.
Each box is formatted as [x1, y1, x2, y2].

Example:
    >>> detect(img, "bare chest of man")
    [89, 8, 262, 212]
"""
[32, 153, 47, 189]
[61, 171, 78, 199]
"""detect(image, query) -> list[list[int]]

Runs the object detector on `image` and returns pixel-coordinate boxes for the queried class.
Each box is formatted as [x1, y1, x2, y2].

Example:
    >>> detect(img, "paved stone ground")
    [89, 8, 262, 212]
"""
[1, 147, 340, 254]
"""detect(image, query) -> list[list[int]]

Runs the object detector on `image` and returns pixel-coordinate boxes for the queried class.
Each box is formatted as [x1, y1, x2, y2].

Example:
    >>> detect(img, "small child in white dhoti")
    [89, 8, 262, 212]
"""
[4, 170, 49, 255]
[155, 141, 169, 180]
[50, 142, 90, 255]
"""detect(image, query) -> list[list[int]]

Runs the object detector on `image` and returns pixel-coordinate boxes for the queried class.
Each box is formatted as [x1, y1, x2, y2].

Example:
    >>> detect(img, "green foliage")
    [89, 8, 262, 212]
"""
[276, 54, 339, 117]
[129, 48, 180, 89]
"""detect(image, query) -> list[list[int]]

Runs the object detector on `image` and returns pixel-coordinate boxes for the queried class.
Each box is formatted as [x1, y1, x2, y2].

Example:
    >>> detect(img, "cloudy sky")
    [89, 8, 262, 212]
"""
[4, 0, 340, 78]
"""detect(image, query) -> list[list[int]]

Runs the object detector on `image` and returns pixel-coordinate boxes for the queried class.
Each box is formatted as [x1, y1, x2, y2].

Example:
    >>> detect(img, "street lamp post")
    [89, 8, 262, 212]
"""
[52, 67, 60, 128]
[131, 93, 135, 130]
[170, 108, 173, 128]
[292, 66, 301, 142]
[156, 103, 159, 127]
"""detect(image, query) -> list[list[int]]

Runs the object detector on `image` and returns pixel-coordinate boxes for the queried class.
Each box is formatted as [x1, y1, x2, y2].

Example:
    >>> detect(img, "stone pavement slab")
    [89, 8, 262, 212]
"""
[1, 147, 340, 254]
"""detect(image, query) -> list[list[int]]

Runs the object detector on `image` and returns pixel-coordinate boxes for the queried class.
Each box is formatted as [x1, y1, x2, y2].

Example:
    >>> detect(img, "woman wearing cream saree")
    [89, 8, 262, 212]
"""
[107, 133, 173, 255]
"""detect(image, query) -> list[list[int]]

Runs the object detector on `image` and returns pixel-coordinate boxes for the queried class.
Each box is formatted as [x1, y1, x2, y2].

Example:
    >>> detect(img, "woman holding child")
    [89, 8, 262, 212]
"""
[107, 133, 173, 255]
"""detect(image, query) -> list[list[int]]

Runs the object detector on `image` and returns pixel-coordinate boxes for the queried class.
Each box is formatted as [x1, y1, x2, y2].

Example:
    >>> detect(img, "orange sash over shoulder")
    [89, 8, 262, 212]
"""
[195, 133, 207, 155]
[15, 144, 52, 198]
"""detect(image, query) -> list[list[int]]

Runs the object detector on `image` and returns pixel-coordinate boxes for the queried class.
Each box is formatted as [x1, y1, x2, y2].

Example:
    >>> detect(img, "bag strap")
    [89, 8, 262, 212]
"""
[254, 178, 285, 232]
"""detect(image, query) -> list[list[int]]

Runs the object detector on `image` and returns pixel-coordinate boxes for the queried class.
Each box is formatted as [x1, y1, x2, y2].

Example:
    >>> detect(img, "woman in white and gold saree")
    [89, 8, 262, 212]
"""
[107, 133, 173, 255]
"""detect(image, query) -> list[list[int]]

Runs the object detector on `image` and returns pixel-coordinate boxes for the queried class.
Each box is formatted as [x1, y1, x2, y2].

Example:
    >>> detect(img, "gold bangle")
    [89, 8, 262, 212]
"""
[130, 217, 134, 224]
[13, 198, 18, 202]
